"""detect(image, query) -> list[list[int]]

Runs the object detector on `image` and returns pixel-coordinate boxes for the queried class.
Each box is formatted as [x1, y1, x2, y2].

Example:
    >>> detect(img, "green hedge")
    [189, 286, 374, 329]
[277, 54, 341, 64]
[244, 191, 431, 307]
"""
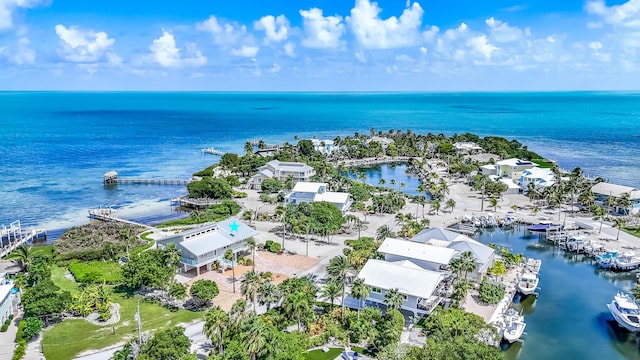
[479, 280, 505, 304]
[1, 314, 13, 332]
[13, 340, 26, 360]
[264, 240, 282, 253]
[68, 261, 123, 284]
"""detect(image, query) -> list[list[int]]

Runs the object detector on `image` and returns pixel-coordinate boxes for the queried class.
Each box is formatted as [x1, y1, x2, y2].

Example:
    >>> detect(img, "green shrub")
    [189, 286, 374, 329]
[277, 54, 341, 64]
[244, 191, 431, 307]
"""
[13, 340, 26, 360]
[68, 261, 123, 284]
[264, 240, 282, 253]
[479, 280, 505, 305]
[0, 315, 13, 332]
[16, 317, 42, 342]
[243, 258, 253, 266]
[98, 304, 111, 322]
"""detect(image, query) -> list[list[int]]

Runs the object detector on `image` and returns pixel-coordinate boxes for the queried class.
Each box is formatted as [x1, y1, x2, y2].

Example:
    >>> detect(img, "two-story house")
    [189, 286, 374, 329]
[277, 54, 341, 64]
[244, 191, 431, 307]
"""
[285, 182, 352, 213]
[248, 160, 316, 190]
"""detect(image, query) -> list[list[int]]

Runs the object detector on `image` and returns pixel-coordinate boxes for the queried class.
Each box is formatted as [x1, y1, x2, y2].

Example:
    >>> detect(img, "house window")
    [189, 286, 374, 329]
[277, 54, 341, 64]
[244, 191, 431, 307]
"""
[371, 287, 382, 293]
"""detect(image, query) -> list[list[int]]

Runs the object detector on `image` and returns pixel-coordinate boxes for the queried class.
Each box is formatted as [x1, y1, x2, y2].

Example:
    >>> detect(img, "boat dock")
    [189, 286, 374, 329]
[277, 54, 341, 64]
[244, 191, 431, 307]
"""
[201, 147, 225, 155]
[1, 220, 47, 259]
[88, 208, 155, 230]
[171, 196, 219, 209]
[103, 171, 191, 186]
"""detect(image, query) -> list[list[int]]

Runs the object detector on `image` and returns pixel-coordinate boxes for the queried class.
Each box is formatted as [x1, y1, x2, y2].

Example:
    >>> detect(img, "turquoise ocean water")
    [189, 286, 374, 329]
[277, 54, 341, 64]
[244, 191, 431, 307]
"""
[1, 91, 639, 235]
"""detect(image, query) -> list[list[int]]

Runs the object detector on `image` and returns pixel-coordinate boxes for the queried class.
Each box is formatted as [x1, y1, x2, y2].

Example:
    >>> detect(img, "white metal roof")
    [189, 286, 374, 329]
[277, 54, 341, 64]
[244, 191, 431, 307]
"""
[314, 191, 350, 205]
[496, 158, 534, 167]
[0, 284, 13, 304]
[378, 238, 457, 265]
[291, 181, 326, 193]
[591, 182, 640, 199]
[263, 160, 314, 173]
[448, 239, 495, 266]
[176, 218, 258, 257]
[412, 228, 470, 243]
[357, 259, 444, 299]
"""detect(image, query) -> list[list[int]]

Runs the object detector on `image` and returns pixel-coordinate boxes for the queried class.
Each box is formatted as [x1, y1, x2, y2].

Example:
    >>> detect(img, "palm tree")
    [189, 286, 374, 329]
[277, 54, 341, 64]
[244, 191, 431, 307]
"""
[430, 199, 441, 215]
[488, 197, 500, 212]
[378, 178, 386, 187]
[594, 206, 606, 233]
[12, 244, 31, 270]
[613, 217, 627, 241]
[445, 199, 456, 213]
[283, 291, 311, 331]
[376, 225, 394, 242]
[204, 306, 228, 354]
[246, 237, 256, 270]
[224, 249, 236, 293]
[384, 288, 405, 311]
[451, 251, 477, 281]
[618, 192, 633, 216]
[119, 227, 135, 259]
[321, 279, 342, 310]
[244, 141, 254, 156]
[242, 210, 254, 224]
[350, 278, 370, 319]
[242, 317, 268, 360]
[258, 281, 280, 311]
[241, 270, 261, 312]
[327, 255, 350, 318]
[390, 179, 396, 191]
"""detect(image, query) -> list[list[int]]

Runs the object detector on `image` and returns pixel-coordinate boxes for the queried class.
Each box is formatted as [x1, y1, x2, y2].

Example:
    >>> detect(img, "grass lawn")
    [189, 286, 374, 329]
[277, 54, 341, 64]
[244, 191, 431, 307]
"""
[624, 227, 640, 238]
[44, 266, 204, 359]
[304, 347, 366, 360]
[68, 261, 123, 284]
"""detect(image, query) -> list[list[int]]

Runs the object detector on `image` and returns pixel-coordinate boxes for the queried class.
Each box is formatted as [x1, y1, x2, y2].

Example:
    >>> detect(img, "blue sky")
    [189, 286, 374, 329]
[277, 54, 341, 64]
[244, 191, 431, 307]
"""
[0, 0, 639, 90]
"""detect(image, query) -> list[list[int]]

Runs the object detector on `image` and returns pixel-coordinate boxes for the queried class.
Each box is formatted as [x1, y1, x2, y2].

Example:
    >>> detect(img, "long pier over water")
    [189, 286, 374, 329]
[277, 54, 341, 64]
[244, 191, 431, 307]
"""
[88, 208, 155, 230]
[103, 171, 191, 186]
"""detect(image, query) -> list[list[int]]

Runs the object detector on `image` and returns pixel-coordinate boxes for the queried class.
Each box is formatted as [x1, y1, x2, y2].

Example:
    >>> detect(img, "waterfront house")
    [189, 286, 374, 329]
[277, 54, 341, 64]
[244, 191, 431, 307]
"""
[157, 218, 257, 276]
[0, 277, 15, 324]
[410, 228, 496, 282]
[454, 142, 484, 155]
[366, 136, 395, 149]
[377, 237, 458, 272]
[285, 181, 352, 213]
[481, 158, 537, 180]
[591, 182, 640, 215]
[518, 167, 556, 192]
[247, 160, 316, 190]
[356, 259, 446, 317]
[310, 139, 335, 155]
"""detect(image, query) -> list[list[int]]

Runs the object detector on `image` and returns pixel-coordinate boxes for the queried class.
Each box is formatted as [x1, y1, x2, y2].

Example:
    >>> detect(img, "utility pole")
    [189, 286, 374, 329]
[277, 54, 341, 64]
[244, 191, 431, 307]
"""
[135, 298, 142, 346]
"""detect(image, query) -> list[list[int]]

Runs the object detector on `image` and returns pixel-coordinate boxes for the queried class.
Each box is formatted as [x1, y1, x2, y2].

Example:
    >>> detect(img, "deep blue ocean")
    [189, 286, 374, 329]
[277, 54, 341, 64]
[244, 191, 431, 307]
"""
[1, 92, 640, 236]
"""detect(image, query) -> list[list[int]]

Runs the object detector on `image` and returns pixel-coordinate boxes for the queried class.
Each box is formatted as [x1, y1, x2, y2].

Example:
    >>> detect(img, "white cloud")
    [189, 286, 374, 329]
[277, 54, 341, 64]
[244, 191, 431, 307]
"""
[423, 25, 439, 42]
[355, 50, 366, 63]
[420, 46, 427, 54]
[197, 15, 248, 47]
[486, 17, 524, 43]
[299, 8, 345, 49]
[55, 24, 121, 64]
[589, 41, 603, 50]
[12, 37, 35, 64]
[0, 0, 44, 31]
[467, 34, 498, 59]
[586, 0, 640, 28]
[148, 30, 206, 68]
[231, 45, 259, 58]
[255, 15, 289, 43]
[347, 0, 424, 49]
[269, 63, 281, 73]
[284, 42, 296, 57]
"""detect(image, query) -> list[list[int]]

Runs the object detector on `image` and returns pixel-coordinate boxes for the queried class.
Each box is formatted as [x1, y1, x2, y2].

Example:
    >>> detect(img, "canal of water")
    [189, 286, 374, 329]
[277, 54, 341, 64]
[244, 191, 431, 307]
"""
[342, 163, 422, 196]
[475, 227, 640, 360]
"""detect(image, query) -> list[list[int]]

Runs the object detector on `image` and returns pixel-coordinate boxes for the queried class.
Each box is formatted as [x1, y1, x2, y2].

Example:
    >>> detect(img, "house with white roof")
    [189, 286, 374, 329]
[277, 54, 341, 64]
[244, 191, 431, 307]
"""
[377, 237, 458, 272]
[356, 259, 446, 316]
[519, 167, 555, 192]
[591, 182, 640, 214]
[366, 136, 395, 149]
[285, 182, 352, 213]
[410, 228, 496, 282]
[157, 218, 258, 275]
[310, 139, 335, 155]
[248, 160, 316, 190]
[454, 142, 483, 154]
[0, 278, 15, 324]
[481, 158, 537, 180]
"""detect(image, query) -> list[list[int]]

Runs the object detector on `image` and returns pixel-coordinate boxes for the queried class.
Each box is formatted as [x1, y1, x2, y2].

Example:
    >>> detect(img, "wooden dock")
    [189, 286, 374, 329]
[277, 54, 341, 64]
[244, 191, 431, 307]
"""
[201, 147, 225, 155]
[171, 196, 219, 209]
[88, 208, 155, 230]
[1, 220, 47, 259]
[103, 170, 191, 186]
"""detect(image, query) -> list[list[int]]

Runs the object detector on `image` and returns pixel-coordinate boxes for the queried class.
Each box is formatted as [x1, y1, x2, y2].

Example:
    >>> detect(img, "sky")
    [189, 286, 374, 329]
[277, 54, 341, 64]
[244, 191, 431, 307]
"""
[0, 0, 639, 91]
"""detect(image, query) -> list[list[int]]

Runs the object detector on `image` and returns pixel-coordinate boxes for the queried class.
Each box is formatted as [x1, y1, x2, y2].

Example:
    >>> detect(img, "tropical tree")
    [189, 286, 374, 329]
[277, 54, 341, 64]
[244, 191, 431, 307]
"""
[594, 205, 606, 233]
[618, 192, 633, 216]
[376, 225, 394, 241]
[327, 255, 351, 318]
[258, 281, 280, 311]
[246, 237, 256, 270]
[488, 197, 500, 213]
[384, 289, 405, 311]
[350, 278, 370, 319]
[430, 199, 441, 215]
[189, 279, 219, 307]
[119, 227, 135, 259]
[242, 317, 269, 360]
[12, 244, 31, 270]
[321, 279, 342, 311]
[224, 249, 236, 293]
[204, 306, 228, 355]
[244, 141, 254, 156]
[282, 291, 312, 331]
[613, 217, 627, 241]
[241, 270, 261, 312]
[450, 251, 477, 281]
[445, 199, 456, 213]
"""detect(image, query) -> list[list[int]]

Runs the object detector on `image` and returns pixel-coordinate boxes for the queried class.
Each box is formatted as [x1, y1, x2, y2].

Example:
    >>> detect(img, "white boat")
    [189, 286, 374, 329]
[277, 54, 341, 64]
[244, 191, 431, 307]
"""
[503, 308, 526, 343]
[608, 292, 640, 332]
[612, 251, 640, 272]
[517, 272, 539, 295]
